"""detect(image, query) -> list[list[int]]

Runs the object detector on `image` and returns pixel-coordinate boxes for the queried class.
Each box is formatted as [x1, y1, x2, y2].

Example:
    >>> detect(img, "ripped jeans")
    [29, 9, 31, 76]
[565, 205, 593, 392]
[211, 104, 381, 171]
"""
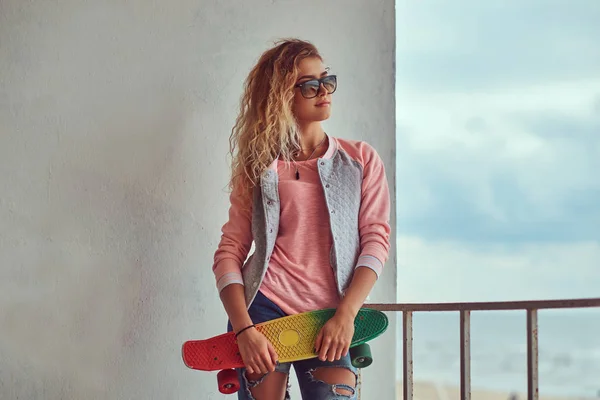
[227, 291, 359, 400]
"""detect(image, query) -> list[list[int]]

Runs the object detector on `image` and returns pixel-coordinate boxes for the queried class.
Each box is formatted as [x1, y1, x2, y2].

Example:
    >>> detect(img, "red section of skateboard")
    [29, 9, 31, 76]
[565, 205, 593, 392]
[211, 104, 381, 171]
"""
[182, 331, 244, 371]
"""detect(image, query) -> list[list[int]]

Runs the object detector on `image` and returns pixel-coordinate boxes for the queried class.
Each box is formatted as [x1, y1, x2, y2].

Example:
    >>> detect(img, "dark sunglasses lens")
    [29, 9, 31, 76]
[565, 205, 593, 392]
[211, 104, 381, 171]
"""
[301, 80, 320, 98]
[322, 76, 337, 93]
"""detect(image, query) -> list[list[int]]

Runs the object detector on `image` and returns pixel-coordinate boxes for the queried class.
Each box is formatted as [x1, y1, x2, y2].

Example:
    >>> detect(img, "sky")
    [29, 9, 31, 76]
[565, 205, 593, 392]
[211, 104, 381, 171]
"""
[395, 0, 600, 303]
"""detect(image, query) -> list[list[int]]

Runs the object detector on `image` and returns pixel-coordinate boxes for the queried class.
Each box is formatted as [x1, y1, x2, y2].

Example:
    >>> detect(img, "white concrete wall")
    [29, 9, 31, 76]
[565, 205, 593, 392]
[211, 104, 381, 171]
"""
[0, 1, 396, 398]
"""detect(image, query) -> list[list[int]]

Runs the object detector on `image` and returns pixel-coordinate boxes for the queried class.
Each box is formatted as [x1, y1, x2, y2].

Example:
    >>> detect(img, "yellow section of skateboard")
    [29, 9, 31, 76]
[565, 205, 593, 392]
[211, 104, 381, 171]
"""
[253, 310, 327, 363]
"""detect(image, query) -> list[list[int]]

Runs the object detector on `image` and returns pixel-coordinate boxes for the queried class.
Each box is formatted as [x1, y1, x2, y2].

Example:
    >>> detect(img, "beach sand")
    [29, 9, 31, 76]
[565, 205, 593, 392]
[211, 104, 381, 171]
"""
[395, 381, 597, 400]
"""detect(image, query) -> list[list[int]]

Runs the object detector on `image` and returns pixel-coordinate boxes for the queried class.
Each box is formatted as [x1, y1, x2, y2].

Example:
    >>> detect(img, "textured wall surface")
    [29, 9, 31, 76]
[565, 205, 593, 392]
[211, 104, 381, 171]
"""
[0, 0, 396, 398]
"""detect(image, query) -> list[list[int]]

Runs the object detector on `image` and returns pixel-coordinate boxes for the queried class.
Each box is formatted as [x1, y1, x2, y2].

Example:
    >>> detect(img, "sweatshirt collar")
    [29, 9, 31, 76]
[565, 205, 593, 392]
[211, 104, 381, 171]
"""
[268, 135, 337, 171]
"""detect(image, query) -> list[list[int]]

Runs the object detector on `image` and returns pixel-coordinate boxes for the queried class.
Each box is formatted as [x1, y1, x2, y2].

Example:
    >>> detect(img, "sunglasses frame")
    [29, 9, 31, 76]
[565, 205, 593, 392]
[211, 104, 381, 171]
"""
[294, 75, 337, 99]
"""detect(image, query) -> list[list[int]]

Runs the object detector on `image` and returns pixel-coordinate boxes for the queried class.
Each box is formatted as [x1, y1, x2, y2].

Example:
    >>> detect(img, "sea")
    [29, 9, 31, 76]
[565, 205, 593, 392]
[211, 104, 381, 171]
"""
[394, 309, 600, 398]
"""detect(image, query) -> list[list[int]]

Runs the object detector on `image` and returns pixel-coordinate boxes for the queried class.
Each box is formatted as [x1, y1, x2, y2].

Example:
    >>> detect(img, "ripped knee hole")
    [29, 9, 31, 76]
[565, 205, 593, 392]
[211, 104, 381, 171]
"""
[309, 366, 357, 396]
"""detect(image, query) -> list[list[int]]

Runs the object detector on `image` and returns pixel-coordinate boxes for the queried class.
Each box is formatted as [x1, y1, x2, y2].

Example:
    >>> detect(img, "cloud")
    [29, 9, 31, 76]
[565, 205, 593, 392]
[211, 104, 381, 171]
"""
[396, 236, 600, 303]
[396, 0, 600, 91]
[396, 79, 600, 243]
[393, 1, 600, 301]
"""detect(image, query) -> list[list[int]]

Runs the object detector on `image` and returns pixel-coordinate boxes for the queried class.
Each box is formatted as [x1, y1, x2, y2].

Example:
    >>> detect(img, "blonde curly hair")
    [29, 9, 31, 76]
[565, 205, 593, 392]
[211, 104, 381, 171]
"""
[228, 38, 323, 202]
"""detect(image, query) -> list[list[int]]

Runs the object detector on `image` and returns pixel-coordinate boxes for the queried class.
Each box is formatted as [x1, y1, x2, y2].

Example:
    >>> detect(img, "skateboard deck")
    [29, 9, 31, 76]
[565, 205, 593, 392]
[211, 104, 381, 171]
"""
[182, 307, 388, 371]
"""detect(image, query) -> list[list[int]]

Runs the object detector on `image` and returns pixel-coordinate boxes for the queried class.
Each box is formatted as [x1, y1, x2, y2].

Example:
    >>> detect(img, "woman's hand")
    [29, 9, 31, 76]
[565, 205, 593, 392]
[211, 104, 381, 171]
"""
[236, 327, 279, 375]
[313, 266, 378, 362]
[314, 311, 355, 362]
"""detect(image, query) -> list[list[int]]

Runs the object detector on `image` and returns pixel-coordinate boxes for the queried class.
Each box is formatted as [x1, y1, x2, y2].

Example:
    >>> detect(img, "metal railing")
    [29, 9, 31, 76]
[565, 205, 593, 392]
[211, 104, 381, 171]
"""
[364, 298, 600, 400]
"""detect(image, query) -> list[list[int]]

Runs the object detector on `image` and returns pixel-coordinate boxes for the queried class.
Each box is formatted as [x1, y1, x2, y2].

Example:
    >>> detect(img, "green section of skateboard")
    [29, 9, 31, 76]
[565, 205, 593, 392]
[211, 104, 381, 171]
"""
[182, 307, 388, 371]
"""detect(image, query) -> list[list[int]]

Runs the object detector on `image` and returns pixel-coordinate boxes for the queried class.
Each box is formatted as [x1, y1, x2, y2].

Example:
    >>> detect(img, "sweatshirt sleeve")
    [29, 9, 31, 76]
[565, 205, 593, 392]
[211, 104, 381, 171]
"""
[212, 181, 253, 292]
[355, 144, 391, 278]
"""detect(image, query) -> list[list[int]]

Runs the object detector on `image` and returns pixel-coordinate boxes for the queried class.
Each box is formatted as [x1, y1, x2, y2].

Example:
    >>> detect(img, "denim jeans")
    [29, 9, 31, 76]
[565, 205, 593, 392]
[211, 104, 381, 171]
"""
[226, 291, 358, 400]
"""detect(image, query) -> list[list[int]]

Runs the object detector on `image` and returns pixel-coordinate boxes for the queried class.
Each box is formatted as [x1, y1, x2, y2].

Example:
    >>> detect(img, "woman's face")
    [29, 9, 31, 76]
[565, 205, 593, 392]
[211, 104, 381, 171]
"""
[292, 57, 336, 124]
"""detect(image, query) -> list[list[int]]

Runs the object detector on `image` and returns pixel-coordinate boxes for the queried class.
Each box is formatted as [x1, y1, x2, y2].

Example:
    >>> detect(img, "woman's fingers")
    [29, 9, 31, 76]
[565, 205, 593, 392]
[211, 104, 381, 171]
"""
[343, 343, 350, 358]
[330, 339, 351, 361]
[314, 330, 323, 354]
[253, 356, 269, 375]
[267, 341, 279, 368]
[334, 343, 344, 361]
[318, 336, 332, 361]
[330, 340, 342, 361]
[256, 337, 277, 374]
[261, 350, 275, 373]
[238, 329, 280, 376]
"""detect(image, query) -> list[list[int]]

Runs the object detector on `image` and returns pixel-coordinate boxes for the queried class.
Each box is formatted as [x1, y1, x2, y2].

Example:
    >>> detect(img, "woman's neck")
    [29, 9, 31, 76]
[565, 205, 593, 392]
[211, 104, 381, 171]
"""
[298, 122, 326, 150]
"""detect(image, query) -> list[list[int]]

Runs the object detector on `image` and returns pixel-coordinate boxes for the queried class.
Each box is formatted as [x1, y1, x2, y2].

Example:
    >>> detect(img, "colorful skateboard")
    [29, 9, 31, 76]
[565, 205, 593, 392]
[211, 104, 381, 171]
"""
[182, 307, 388, 394]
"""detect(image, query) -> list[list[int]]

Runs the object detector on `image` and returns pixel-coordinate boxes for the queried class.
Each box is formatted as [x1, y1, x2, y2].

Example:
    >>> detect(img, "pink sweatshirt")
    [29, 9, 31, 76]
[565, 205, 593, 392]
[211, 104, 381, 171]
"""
[212, 136, 391, 315]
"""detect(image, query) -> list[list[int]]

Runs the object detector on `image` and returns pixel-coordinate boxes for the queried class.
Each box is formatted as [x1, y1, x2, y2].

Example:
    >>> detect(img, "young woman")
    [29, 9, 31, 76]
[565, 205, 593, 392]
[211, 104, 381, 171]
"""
[212, 38, 391, 400]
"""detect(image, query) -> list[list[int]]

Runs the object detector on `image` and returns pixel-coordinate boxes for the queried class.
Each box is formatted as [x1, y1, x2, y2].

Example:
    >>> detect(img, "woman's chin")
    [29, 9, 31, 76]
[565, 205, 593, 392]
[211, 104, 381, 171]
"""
[312, 109, 332, 121]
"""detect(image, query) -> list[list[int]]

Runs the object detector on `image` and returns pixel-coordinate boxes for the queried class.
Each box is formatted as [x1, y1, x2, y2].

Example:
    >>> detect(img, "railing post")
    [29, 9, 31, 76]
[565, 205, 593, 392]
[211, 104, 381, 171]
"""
[527, 309, 539, 400]
[460, 310, 471, 400]
[403, 311, 413, 400]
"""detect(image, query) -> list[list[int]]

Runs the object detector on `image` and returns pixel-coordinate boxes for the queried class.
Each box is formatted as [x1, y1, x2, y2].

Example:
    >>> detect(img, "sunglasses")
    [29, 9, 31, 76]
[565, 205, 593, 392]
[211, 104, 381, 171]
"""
[294, 75, 337, 99]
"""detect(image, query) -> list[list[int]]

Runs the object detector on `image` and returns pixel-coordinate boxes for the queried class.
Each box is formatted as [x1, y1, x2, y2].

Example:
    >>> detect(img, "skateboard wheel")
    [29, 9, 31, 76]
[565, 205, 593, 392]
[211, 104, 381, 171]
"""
[217, 369, 240, 394]
[350, 343, 372, 368]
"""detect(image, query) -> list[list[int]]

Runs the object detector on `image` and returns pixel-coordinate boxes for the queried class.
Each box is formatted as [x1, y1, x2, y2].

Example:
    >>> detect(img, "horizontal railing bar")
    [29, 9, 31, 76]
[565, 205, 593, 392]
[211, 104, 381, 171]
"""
[364, 297, 600, 312]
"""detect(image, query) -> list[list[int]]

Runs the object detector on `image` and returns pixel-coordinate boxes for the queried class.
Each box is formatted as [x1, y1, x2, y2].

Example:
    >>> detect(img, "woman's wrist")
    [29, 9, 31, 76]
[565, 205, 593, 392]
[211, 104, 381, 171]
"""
[336, 266, 378, 320]
[235, 324, 256, 338]
[335, 304, 358, 320]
